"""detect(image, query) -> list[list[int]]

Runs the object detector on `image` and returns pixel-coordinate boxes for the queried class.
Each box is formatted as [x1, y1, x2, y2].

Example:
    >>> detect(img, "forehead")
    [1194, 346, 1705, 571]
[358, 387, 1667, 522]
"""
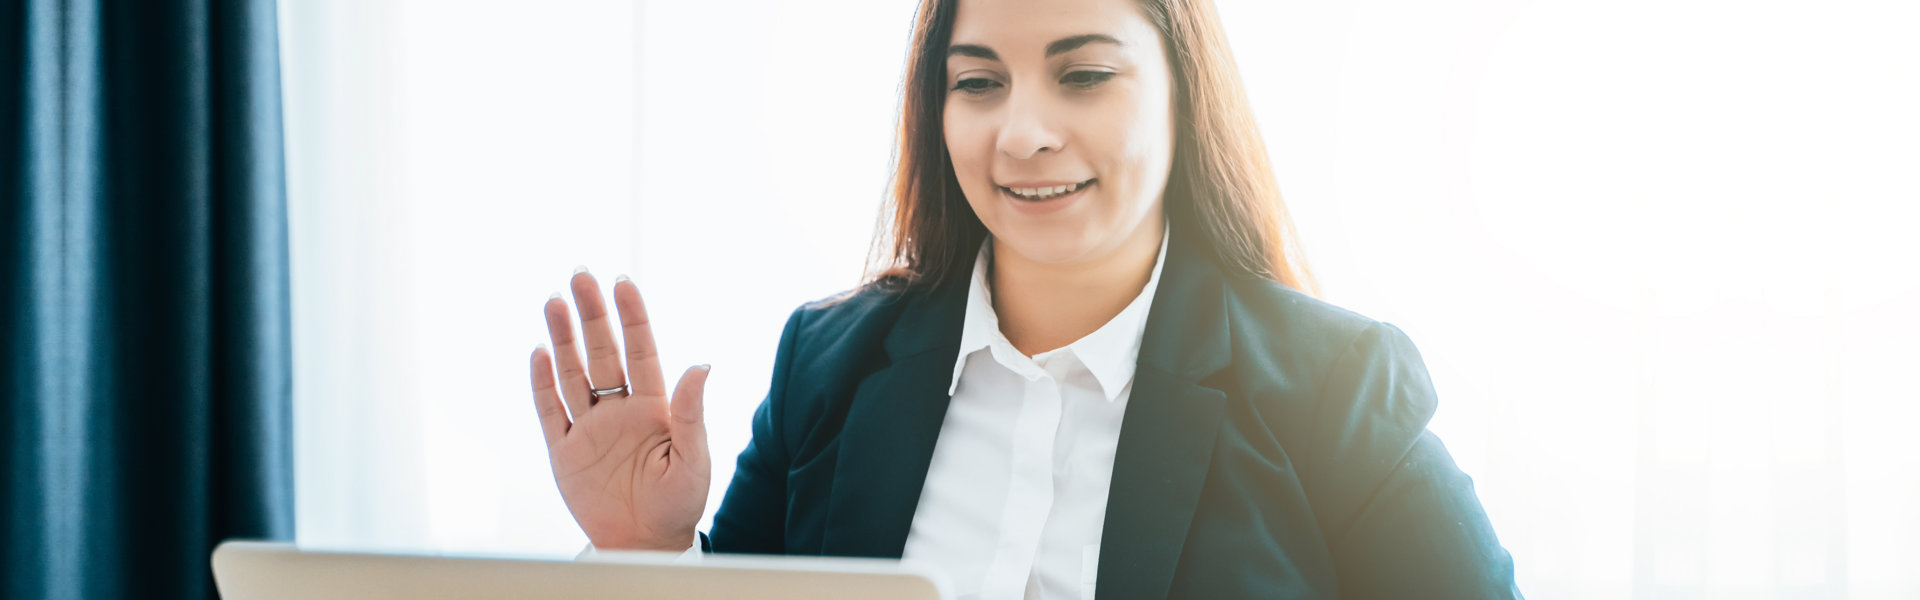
[948, 0, 1157, 53]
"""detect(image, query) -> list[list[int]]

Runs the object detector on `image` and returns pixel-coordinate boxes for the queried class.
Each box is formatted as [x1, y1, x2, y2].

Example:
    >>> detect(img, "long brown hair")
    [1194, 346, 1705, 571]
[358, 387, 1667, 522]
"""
[866, 0, 1316, 295]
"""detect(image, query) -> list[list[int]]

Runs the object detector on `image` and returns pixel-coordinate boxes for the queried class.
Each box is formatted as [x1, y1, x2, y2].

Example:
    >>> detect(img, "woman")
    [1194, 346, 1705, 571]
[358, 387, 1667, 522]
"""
[528, 0, 1519, 597]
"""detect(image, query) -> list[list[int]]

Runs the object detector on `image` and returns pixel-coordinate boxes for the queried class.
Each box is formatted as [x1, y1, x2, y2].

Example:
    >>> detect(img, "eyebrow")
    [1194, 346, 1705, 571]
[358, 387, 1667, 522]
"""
[947, 33, 1124, 62]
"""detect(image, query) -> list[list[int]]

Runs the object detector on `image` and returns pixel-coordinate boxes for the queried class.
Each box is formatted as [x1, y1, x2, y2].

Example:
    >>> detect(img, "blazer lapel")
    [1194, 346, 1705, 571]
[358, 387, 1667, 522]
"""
[1097, 223, 1234, 599]
[821, 270, 970, 558]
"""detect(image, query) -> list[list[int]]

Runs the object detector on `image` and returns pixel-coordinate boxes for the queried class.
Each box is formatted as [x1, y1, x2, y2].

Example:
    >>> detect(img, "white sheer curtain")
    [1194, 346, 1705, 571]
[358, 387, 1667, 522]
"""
[281, 1, 1920, 597]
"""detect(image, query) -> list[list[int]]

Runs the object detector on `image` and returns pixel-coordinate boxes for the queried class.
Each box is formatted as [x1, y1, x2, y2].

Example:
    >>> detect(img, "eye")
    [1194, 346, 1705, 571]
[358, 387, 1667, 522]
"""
[1061, 70, 1116, 89]
[951, 77, 1002, 94]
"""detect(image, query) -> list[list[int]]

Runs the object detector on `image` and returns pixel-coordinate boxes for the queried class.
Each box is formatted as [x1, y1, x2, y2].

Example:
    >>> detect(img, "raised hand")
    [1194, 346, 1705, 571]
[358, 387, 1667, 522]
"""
[529, 268, 711, 551]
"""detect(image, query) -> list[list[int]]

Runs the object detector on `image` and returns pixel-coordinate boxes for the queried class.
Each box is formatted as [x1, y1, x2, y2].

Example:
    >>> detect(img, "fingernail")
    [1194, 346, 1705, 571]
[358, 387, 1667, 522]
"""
[697, 364, 711, 372]
[615, 273, 631, 284]
[548, 291, 562, 302]
[573, 264, 590, 276]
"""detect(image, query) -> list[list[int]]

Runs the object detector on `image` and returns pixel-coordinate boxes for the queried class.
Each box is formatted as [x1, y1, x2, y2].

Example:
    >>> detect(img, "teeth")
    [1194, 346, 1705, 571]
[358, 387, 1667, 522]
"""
[1006, 181, 1087, 200]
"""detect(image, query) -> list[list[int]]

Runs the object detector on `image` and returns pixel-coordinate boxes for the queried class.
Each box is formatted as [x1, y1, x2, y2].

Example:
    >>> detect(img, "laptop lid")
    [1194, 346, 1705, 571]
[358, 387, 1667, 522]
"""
[210, 540, 951, 600]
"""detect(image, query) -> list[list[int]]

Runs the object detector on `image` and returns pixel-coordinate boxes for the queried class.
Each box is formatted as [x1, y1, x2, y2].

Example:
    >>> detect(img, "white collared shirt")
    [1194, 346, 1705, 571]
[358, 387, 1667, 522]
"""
[902, 227, 1169, 600]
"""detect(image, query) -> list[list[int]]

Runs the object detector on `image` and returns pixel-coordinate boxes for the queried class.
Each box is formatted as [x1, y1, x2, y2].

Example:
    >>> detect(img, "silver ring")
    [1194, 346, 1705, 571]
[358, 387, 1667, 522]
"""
[589, 383, 629, 401]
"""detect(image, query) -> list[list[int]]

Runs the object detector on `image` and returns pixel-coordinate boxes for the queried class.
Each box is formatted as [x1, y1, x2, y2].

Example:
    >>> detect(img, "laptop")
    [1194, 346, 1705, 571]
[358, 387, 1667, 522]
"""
[211, 540, 952, 600]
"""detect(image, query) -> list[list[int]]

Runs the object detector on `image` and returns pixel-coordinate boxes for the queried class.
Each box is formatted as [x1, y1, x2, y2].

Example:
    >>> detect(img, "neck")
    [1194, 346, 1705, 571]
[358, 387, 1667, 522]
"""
[990, 214, 1165, 357]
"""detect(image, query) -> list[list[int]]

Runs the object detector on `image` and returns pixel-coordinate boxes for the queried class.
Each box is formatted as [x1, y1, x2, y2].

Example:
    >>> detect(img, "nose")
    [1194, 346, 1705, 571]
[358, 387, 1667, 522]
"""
[994, 84, 1065, 160]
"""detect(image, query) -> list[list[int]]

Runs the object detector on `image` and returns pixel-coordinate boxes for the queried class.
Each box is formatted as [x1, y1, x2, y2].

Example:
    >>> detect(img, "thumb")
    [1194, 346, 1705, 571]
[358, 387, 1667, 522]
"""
[668, 364, 711, 464]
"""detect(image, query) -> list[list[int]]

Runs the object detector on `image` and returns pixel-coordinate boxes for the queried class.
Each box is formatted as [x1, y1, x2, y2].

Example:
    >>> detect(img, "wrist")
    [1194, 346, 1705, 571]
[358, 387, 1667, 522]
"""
[589, 529, 697, 553]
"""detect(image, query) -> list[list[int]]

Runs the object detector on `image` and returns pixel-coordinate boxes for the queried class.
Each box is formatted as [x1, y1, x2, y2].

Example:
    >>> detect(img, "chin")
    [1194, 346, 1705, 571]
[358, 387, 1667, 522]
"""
[988, 220, 1110, 265]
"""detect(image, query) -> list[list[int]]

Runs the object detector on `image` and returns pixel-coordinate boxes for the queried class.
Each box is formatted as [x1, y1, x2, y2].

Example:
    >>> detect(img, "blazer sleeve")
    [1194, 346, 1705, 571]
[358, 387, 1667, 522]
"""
[704, 306, 807, 554]
[1306, 322, 1522, 599]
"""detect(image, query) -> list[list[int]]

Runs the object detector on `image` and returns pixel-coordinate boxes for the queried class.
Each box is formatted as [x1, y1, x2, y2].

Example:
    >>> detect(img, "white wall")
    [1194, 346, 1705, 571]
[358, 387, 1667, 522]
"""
[281, 1, 1920, 597]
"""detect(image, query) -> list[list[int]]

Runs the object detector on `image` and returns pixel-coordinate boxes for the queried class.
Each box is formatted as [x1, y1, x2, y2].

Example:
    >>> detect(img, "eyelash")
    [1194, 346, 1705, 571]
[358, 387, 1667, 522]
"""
[950, 70, 1116, 95]
[1061, 70, 1115, 88]
[952, 78, 1000, 93]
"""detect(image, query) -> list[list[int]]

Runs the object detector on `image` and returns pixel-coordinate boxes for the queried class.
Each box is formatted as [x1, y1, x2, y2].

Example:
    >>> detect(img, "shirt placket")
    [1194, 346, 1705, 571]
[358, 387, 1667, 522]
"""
[979, 351, 1066, 600]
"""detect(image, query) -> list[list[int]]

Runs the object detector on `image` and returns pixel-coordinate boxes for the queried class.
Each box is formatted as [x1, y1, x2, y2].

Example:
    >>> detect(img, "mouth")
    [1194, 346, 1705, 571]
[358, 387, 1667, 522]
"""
[998, 178, 1096, 202]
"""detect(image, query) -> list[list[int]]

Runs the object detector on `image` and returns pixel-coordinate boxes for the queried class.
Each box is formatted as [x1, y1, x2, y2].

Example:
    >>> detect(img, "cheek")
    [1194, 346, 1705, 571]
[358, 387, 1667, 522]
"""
[943, 109, 987, 180]
[1099, 98, 1175, 207]
[944, 108, 1001, 216]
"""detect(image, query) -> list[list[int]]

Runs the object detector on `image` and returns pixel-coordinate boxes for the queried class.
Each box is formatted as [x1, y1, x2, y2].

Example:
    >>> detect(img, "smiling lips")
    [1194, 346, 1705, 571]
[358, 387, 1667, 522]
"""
[999, 178, 1096, 201]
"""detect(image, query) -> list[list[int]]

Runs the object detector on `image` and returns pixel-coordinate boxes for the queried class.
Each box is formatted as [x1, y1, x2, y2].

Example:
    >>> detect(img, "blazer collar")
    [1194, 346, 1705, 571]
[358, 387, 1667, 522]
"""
[1132, 221, 1233, 380]
[824, 223, 1233, 600]
[1095, 222, 1233, 599]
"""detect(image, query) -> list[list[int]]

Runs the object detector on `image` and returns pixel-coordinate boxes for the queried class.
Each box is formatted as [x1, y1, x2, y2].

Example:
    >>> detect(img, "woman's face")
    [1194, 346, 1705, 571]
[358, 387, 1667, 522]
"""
[943, 0, 1175, 266]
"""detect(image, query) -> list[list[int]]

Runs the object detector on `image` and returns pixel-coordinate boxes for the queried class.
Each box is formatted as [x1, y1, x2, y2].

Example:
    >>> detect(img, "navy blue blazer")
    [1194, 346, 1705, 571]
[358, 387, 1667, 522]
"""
[700, 224, 1521, 599]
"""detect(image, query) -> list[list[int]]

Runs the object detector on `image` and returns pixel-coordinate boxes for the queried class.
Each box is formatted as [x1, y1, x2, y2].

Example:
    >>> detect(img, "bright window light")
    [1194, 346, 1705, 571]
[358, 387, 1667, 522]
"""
[281, 1, 1920, 597]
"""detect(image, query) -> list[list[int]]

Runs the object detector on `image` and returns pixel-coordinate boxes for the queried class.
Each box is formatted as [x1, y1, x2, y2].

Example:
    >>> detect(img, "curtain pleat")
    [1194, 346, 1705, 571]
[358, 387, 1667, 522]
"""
[2, 0, 294, 598]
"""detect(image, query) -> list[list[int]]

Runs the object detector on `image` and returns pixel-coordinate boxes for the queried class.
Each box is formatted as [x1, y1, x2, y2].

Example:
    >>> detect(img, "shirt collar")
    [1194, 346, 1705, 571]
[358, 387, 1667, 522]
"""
[947, 225, 1171, 402]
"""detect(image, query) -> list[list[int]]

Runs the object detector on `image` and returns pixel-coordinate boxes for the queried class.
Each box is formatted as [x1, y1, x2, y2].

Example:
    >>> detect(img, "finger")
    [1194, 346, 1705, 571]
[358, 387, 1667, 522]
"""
[612, 275, 668, 398]
[543, 292, 593, 420]
[667, 364, 711, 464]
[570, 267, 629, 399]
[528, 345, 571, 444]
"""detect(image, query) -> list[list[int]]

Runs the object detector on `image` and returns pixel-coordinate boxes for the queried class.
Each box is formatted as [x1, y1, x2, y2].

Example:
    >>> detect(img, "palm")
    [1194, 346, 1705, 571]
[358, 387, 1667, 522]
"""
[528, 270, 712, 552]
[549, 386, 707, 549]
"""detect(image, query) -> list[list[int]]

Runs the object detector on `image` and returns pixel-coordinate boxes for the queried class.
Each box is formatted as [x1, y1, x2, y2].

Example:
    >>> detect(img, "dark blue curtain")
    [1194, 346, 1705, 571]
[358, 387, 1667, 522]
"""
[2, 0, 294, 598]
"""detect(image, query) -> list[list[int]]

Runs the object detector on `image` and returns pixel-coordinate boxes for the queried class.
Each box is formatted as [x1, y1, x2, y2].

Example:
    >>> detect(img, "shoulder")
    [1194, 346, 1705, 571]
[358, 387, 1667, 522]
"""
[780, 282, 912, 359]
[766, 281, 923, 405]
[1214, 275, 1436, 446]
[756, 283, 919, 453]
[1219, 275, 1425, 383]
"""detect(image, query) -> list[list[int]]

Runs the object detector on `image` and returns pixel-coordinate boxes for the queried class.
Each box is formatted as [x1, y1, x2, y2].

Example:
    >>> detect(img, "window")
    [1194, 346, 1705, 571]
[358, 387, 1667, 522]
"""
[282, 1, 1920, 597]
